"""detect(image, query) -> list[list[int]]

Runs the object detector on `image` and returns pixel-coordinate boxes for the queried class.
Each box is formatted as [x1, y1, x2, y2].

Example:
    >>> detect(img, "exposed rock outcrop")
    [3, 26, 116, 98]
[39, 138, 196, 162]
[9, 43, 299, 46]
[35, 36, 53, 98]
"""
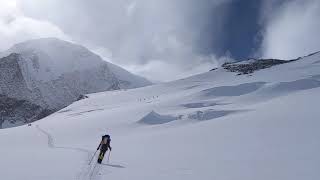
[221, 59, 296, 75]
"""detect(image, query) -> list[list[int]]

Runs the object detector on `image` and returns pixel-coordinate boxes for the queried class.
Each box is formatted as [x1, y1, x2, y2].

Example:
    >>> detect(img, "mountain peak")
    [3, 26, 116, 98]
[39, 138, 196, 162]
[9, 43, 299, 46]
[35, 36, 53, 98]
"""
[0, 38, 151, 128]
[10, 38, 84, 54]
[3, 38, 105, 81]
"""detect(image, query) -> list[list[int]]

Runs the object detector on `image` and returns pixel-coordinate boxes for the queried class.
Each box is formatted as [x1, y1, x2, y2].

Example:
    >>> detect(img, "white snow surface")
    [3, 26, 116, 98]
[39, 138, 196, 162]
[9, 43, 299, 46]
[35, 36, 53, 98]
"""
[0, 52, 320, 180]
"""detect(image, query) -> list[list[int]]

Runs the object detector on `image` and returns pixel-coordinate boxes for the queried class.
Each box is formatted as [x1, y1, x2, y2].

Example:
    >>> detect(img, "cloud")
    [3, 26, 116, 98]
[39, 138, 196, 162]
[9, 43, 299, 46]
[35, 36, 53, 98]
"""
[0, 0, 69, 51]
[122, 54, 232, 82]
[260, 0, 320, 59]
[7, 0, 319, 81]
[17, 0, 234, 81]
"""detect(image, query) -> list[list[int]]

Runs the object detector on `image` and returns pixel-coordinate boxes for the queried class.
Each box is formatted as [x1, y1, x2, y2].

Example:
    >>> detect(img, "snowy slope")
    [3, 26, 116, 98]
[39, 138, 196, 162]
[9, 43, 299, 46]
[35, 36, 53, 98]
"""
[0, 52, 320, 180]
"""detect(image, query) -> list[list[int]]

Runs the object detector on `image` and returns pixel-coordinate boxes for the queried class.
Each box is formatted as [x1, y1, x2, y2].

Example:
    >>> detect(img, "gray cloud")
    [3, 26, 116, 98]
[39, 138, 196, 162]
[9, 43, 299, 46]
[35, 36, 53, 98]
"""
[0, 0, 69, 51]
[2, 0, 319, 81]
[15, 0, 234, 81]
[260, 0, 320, 59]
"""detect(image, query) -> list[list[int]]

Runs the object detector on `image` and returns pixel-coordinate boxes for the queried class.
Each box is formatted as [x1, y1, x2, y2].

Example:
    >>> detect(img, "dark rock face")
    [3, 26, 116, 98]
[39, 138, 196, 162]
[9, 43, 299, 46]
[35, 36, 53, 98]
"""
[76, 94, 89, 101]
[221, 59, 296, 75]
[0, 54, 34, 101]
[0, 54, 52, 128]
[0, 94, 53, 128]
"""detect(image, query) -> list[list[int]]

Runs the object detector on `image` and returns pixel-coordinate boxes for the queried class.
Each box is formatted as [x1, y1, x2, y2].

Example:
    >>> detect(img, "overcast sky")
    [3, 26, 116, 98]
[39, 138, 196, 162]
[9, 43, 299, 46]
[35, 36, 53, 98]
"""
[0, 0, 319, 81]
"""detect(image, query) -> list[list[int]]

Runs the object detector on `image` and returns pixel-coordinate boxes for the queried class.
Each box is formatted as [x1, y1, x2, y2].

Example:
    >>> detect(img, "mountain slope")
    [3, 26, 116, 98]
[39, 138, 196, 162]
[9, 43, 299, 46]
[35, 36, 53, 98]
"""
[0, 51, 319, 179]
[0, 38, 151, 128]
[107, 62, 151, 89]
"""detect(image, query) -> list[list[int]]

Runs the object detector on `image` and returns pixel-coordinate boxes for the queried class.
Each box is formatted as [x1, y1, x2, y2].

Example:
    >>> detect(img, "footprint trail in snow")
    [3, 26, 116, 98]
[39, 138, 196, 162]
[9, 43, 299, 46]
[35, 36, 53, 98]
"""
[35, 125, 103, 180]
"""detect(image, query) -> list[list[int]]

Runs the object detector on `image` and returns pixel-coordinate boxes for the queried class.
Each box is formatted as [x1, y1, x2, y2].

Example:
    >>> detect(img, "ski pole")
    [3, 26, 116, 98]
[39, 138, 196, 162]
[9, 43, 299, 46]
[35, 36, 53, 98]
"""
[88, 150, 98, 165]
[107, 151, 111, 164]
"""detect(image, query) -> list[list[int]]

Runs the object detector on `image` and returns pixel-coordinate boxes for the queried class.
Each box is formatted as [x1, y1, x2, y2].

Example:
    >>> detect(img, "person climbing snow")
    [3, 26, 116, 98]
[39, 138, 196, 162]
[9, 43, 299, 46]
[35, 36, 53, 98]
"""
[96, 134, 112, 164]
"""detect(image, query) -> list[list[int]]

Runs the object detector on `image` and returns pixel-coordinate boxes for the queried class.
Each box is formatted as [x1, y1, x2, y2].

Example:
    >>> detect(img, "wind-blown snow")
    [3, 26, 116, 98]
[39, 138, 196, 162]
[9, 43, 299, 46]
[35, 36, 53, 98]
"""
[2, 38, 103, 81]
[0, 52, 319, 179]
[2, 38, 152, 87]
[107, 62, 151, 89]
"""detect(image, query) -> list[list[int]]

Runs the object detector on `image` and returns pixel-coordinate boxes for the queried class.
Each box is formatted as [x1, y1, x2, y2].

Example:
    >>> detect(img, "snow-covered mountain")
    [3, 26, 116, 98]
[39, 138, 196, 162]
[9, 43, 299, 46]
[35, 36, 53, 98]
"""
[0, 51, 319, 179]
[0, 38, 151, 128]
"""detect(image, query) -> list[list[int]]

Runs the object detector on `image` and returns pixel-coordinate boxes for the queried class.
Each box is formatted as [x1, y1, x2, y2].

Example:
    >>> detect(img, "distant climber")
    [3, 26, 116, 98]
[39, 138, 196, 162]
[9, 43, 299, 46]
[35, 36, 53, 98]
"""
[96, 134, 112, 164]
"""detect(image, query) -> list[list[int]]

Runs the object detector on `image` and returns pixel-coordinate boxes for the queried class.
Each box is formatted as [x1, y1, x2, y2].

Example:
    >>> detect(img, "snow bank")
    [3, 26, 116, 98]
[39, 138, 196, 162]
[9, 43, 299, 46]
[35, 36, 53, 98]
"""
[202, 82, 266, 97]
[138, 111, 177, 125]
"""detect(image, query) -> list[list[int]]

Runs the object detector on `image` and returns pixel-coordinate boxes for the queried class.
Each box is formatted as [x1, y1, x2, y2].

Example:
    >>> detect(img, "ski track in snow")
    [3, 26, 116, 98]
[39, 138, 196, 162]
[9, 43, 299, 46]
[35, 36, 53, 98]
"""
[35, 125, 102, 180]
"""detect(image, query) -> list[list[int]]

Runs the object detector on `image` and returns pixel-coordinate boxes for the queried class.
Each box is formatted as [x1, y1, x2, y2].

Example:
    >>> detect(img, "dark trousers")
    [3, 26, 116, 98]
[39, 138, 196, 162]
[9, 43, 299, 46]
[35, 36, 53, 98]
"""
[97, 150, 107, 163]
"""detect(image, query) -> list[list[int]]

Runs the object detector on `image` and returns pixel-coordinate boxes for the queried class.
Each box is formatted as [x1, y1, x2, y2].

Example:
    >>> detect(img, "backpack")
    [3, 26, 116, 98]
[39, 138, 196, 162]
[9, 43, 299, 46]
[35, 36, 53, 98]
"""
[102, 135, 110, 144]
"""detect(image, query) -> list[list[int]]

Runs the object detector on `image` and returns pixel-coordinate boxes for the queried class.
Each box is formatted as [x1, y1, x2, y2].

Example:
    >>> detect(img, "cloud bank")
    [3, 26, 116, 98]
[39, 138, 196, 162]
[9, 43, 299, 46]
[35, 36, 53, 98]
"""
[0, 0, 69, 52]
[16, 0, 234, 81]
[260, 0, 320, 59]
[1, 0, 319, 81]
